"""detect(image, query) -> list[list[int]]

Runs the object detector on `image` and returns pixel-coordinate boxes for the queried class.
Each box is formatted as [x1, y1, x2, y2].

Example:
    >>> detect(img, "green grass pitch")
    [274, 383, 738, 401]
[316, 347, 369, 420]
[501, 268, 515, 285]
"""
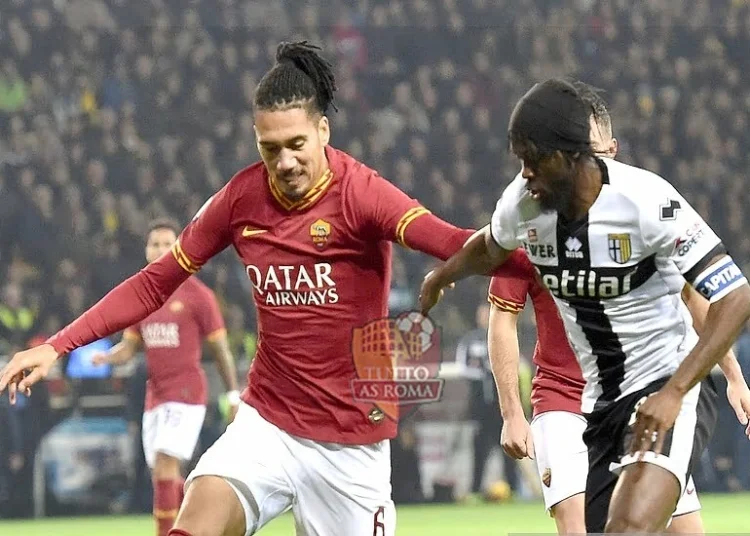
[1, 494, 748, 535]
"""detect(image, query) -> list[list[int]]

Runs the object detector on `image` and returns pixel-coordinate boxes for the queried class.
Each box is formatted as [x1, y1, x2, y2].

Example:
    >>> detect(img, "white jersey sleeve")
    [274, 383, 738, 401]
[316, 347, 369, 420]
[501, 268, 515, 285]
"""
[640, 179, 723, 283]
[490, 174, 524, 250]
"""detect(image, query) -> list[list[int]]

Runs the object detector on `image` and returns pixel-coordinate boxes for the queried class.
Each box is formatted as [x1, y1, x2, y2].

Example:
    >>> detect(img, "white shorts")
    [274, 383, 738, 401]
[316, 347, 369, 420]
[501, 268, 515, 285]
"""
[532, 410, 701, 515]
[531, 411, 589, 512]
[186, 402, 395, 536]
[142, 402, 206, 469]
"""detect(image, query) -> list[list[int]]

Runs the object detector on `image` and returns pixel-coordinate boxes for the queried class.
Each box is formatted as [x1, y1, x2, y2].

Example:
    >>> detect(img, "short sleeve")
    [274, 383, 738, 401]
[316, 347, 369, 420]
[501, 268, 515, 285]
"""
[490, 177, 523, 250]
[640, 181, 723, 284]
[488, 250, 533, 314]
[195, 286, 226, 341]
[173, 182, 235, 274]
[346, 171, 428, 245]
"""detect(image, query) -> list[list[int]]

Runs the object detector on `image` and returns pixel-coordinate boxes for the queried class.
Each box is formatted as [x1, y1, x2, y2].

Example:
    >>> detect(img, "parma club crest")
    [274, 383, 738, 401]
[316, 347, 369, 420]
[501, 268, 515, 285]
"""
[607, 233, 632, 264]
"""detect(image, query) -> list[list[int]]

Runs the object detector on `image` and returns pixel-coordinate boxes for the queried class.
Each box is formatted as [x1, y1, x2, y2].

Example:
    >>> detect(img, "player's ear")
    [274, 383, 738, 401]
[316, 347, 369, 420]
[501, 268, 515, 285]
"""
[610, 137, 619, 158]
[317, 115, 330, 146]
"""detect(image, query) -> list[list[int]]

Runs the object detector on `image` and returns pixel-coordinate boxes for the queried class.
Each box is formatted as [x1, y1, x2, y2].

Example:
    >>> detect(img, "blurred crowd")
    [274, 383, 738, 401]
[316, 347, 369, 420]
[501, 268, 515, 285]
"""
[2, 0, 750, 352]
[2, 0, 750, 504]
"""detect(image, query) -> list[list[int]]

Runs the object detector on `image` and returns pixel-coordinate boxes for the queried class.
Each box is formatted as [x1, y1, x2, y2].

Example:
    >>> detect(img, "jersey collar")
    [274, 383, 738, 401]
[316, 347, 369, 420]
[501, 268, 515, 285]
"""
[268, 155, 334, 212]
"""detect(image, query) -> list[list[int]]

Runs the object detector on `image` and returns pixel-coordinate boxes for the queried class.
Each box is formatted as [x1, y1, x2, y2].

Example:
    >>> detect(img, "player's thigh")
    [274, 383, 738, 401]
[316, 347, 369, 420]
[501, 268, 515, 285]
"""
[173, 475, 247, 536]
[607, 379, 717, 532]
[153, 402, 207, 464]
[550, 493, 586, 535]
[292, 439, 395, 536]
[606, 462, 680, 532]
[614, 378, 717, 501]
[186, 403, 295, 535]
[530, 411, 588, 516]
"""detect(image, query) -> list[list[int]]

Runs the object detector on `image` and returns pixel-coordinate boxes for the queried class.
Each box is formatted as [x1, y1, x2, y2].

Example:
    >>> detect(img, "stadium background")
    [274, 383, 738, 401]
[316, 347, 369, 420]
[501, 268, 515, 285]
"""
[1, 0, 750, 532]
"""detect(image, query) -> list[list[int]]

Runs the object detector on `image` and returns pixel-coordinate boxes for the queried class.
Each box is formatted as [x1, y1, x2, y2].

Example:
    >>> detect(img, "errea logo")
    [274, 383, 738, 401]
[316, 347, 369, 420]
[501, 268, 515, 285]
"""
[565, 237, 584, 259]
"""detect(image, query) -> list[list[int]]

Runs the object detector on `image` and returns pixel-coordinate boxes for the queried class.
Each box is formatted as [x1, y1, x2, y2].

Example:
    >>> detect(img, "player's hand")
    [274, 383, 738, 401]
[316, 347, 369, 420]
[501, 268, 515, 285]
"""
[91, 352, 111, 366]
[726, 378, 750, 438]
[501, 416, 535, 460]
[629, 386, 683, 458]
[0, 343, 59, 404]
[418, 269, 454, 315]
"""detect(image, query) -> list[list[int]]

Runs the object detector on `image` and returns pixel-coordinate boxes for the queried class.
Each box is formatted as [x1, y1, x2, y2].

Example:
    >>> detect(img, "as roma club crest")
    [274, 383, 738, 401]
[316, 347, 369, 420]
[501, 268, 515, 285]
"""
[350, 311, 444, 423]
[310, 218, 331, 248]
[169, 300, 184, 313]
[542, 467, 552, 488]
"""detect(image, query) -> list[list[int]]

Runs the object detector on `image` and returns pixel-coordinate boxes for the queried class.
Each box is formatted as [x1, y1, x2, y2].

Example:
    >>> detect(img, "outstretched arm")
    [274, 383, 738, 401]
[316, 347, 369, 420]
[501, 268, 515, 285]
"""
[420, 226, 514, 314]
[400, 212, 475, 261]
[0, 184, 236, 400]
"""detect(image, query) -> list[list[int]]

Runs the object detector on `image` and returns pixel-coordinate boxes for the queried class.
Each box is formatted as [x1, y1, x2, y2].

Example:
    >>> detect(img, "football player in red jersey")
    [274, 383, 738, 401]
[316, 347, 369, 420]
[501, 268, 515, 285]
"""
[0, 42, 473, 536]
[488, 83, 750, 535]
[91, 219, 240, 536]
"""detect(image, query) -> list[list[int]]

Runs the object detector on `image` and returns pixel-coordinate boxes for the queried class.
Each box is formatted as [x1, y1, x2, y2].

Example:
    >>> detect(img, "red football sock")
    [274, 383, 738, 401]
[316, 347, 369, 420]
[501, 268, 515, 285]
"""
[154, 479, 182, 536]
[167, 530, 193, 536]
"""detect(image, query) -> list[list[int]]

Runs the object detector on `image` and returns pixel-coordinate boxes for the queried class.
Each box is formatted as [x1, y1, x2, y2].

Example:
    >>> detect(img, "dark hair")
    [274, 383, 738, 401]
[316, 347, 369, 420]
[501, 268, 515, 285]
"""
[570, 80, 612, 137]
[147, 218, 181, 238]
[254, 41, 338, 115]
[508, 78, 593, 156]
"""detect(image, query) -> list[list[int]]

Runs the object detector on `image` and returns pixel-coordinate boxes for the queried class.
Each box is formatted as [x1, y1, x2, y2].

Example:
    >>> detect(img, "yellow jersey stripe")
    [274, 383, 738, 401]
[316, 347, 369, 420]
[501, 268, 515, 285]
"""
[268, 169, 333, 211]
[171, 241, 200, 274]
[296, 171, 333, 210]
[205, 328, 227, 342]
[487, 293, 524, 313]
[395, 207, 431, 247]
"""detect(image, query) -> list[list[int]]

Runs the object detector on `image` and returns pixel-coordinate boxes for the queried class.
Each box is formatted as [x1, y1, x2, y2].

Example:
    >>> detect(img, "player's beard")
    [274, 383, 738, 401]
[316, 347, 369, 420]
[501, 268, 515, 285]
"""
[537, 170, 577, 216]
[276, 170, 310, 199]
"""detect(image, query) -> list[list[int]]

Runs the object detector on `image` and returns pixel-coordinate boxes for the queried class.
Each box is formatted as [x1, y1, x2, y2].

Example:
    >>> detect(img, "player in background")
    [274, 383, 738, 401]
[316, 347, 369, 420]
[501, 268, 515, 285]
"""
[420, 78, 750, 533]
[0, 42, 474, 536]
[488, 82, 750, 534]
[91, 219, 240, 536]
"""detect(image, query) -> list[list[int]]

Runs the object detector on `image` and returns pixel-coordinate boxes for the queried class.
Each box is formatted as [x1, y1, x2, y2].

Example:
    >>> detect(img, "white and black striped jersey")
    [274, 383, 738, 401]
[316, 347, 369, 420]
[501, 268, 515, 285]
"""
[491, 158, 728, 413]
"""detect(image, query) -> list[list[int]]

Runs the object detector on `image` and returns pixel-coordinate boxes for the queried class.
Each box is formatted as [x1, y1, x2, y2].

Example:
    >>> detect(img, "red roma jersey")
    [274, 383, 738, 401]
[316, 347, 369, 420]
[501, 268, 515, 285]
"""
[172, 146, 435, 444]
[124, 277, 225, 410]
[488, 249, 585, 417]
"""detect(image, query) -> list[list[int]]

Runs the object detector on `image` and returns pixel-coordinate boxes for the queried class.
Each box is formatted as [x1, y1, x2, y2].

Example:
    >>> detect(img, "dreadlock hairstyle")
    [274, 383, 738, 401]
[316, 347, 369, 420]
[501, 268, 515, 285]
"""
[254, 41, 338, 116]
[570, 80, 612, 139]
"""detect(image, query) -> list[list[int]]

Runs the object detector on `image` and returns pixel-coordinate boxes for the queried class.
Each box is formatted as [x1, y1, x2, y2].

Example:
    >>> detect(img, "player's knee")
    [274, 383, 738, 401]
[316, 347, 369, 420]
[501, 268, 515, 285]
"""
[173, 476, 246, 536]
[551, 495, 586, 534]
[605, 510, 660, 533]
[153, 452, 182, 480]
